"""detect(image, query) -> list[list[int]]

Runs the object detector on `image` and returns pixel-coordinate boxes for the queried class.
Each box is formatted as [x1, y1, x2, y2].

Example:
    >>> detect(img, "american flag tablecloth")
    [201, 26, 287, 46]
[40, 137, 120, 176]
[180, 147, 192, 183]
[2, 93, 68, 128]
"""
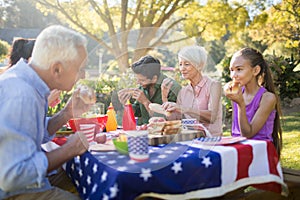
[66, 139, 288, 200]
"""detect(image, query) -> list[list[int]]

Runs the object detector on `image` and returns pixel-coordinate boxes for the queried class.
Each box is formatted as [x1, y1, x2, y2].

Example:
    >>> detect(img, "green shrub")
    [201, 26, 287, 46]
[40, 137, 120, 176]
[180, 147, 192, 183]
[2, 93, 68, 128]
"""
[47, 72, 134, 116]
[266, 54, 300, 100]
[0, 40, 9, 62]
[220, 56, 233, 122]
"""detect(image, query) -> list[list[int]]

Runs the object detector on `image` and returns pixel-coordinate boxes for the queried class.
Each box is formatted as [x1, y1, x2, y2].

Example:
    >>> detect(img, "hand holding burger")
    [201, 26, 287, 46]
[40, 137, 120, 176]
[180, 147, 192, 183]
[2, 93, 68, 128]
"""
[224, 81, 240, 95]
[78, 85, 96, 104]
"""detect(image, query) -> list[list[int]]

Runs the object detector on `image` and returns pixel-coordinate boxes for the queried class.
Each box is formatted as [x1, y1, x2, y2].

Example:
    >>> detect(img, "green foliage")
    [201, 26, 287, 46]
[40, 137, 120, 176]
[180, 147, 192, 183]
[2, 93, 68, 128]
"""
[0, 40, 9, 61]
[47, 91, 71, 116]
[181, 0, 249, 41]
[248, 0, 300, 59]
[219, 56, 233, 121]
[266, 54, 300, 100]
[224, 30, 268, 56]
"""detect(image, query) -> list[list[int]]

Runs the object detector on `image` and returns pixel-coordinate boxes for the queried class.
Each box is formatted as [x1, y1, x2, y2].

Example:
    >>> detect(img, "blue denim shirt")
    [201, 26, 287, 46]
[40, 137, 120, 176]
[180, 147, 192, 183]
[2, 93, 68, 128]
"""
[0, 59, 53, 199]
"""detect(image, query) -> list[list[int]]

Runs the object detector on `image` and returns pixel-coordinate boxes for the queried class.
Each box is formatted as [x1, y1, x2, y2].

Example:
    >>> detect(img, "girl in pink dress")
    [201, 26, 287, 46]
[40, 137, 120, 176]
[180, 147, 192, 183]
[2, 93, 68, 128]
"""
[224, 47, 282, 156]
[162, 46, 223, 136]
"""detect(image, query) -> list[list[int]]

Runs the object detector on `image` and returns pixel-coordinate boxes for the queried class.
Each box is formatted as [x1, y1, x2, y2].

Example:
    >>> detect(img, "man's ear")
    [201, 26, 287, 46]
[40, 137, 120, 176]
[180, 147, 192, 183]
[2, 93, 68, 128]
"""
[151, 75, 158, 83]
[50, 62, 63, 77]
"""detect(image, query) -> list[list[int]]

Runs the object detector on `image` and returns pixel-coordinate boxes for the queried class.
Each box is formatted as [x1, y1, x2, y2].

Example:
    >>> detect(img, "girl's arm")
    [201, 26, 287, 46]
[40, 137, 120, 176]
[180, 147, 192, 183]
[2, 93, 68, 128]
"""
[238, 92, 276, 138]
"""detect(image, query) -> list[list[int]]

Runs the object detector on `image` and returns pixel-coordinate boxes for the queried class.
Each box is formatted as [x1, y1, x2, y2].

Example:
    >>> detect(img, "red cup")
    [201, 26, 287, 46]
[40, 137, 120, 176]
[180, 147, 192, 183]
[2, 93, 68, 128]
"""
[79, 124, 96, 143]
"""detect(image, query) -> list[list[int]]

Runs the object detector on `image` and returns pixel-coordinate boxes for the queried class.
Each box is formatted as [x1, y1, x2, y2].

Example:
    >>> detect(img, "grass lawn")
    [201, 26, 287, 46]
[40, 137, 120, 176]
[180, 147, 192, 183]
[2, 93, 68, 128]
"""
[280, 111, 300, 170]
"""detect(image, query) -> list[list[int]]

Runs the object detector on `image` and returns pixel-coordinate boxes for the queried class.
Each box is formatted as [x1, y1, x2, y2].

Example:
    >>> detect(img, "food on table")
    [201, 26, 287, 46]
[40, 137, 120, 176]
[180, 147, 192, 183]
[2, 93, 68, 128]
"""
[148, 117, 166, 135]
[78, 84, 96, 104]
[224, 81, 240, 94]
[94, 133, 107, 144]
[163, 120, 181, 135]
[137, 124, 148, 130]
[116, 133, 127, 142]
[149, 117, 166, 123]
[148, 117, 181, 135]
[149, 103, 171, 117]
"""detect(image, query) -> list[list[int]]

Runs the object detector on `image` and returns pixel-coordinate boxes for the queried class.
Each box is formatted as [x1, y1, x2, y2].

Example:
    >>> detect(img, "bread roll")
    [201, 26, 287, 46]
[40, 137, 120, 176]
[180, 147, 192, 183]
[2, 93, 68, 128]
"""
[224, 81, 239, 94]
[148, 117, 165, 135]
[149, 117, 166, 123]
[149, 103, 171, 117]
[163, 127, 181, 135]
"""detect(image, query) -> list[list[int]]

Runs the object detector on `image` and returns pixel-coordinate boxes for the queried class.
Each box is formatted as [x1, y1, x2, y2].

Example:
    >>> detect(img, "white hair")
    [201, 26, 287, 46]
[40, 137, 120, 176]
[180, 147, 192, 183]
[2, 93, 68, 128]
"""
[30, 25, 87, 70]
[178, 45, 207, 71]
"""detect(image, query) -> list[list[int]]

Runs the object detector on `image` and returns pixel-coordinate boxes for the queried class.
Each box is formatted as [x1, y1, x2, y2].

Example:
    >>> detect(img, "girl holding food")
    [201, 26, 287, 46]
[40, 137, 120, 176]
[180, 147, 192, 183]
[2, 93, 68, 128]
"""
[224, 47, 282, 156]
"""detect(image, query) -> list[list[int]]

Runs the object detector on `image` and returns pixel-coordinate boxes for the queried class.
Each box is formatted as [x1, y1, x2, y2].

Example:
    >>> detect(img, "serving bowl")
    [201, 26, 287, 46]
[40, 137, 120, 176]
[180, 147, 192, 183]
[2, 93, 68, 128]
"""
[112, 138, 128, 155]
[68, 115, 108, 133]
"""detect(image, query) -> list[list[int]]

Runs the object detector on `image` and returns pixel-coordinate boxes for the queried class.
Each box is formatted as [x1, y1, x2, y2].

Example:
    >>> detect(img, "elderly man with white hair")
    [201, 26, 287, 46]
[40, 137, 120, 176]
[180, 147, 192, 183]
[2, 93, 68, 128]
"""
[0, 25, 95, 200]
[162, 45, 223, 136]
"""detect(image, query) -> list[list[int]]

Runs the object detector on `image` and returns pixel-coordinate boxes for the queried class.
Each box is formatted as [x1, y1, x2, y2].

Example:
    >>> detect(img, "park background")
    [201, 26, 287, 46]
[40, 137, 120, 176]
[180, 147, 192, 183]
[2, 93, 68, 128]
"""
[0, 0, 299, 171]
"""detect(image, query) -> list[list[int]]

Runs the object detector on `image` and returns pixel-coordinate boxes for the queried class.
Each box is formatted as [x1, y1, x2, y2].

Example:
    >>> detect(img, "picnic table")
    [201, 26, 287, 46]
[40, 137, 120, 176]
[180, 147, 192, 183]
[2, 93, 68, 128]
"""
[65, 138, 288, 200]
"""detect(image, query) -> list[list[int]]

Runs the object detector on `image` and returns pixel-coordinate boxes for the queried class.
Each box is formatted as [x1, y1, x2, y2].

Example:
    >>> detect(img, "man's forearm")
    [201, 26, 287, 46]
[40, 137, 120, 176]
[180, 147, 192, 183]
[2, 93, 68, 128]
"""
[47, 108, 72, 135]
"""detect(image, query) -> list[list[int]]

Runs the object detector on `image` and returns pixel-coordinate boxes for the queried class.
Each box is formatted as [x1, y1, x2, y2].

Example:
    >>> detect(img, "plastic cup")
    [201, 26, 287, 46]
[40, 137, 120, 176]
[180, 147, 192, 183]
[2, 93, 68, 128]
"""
[126, 131, 149, 162]
[79, 124, 96, 143]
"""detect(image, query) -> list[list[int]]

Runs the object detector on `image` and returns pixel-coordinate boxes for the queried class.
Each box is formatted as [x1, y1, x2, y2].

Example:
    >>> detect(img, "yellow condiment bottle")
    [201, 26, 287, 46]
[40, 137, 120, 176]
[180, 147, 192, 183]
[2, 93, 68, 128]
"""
[105, 103, 118, 132]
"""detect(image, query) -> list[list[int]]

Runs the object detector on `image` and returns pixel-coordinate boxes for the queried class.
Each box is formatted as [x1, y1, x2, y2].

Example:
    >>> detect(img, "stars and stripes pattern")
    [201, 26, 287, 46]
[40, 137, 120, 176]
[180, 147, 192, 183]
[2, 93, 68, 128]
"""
[66, 139, 287, 200]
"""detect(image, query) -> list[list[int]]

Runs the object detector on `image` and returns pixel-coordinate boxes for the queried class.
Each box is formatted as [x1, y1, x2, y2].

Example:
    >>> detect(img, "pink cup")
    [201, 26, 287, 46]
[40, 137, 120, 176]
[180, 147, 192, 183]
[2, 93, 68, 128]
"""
[79, 124, 96, 143]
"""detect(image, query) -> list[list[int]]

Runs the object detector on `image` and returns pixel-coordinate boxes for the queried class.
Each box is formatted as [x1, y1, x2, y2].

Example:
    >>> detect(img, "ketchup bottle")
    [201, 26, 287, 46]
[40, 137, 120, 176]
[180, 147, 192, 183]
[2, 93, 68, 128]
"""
[122, 100, 136, 130]
[105, 103, 118, 132]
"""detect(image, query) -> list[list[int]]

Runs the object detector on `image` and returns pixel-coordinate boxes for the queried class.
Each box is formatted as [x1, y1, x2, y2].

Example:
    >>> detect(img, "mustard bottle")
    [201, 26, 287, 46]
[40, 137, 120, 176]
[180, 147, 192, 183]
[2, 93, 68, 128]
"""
[105, 103, 118, 132]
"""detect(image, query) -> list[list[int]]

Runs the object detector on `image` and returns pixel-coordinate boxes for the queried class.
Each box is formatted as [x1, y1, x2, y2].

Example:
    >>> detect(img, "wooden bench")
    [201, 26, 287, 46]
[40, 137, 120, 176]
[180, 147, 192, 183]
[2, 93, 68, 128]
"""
[282, 168, 300, 199]
[209, 168, 300, 200]
[283, 167, 300, 184]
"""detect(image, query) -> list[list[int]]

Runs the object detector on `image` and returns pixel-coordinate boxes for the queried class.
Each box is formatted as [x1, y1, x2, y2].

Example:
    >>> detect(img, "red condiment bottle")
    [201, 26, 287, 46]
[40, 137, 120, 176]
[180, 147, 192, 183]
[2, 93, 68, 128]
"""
[122, 100, 136, 130]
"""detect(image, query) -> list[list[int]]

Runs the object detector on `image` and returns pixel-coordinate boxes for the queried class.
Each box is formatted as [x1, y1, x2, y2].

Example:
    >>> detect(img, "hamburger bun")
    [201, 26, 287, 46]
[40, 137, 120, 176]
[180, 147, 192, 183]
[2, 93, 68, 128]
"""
[78, 85, 96, 104]
[149, 117, 166, 123]
[149, 103, 171, 117]
[224, 81, 240, 94]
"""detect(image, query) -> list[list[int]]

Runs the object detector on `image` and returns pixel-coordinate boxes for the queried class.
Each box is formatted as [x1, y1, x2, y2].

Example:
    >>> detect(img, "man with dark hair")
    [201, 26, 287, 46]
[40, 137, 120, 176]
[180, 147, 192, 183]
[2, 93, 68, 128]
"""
[118, 55, 181, 125]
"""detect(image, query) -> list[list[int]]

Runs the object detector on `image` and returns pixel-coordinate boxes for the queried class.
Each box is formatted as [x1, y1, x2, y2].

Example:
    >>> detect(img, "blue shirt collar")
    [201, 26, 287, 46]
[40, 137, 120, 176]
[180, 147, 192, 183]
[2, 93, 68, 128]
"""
[13, 59, 50, 98]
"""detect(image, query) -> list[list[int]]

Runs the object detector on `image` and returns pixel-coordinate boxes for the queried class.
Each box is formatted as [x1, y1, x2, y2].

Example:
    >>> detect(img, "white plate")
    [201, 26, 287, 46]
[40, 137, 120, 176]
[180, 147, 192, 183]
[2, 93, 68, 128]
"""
[193, 136, 247, 145]
[89, 141, 116, 151]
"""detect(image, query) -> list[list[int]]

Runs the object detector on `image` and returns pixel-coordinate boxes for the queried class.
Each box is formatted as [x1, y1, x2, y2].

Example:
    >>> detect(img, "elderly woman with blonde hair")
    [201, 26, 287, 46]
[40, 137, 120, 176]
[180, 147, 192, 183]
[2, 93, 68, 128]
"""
[162, 45, 223, 136]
